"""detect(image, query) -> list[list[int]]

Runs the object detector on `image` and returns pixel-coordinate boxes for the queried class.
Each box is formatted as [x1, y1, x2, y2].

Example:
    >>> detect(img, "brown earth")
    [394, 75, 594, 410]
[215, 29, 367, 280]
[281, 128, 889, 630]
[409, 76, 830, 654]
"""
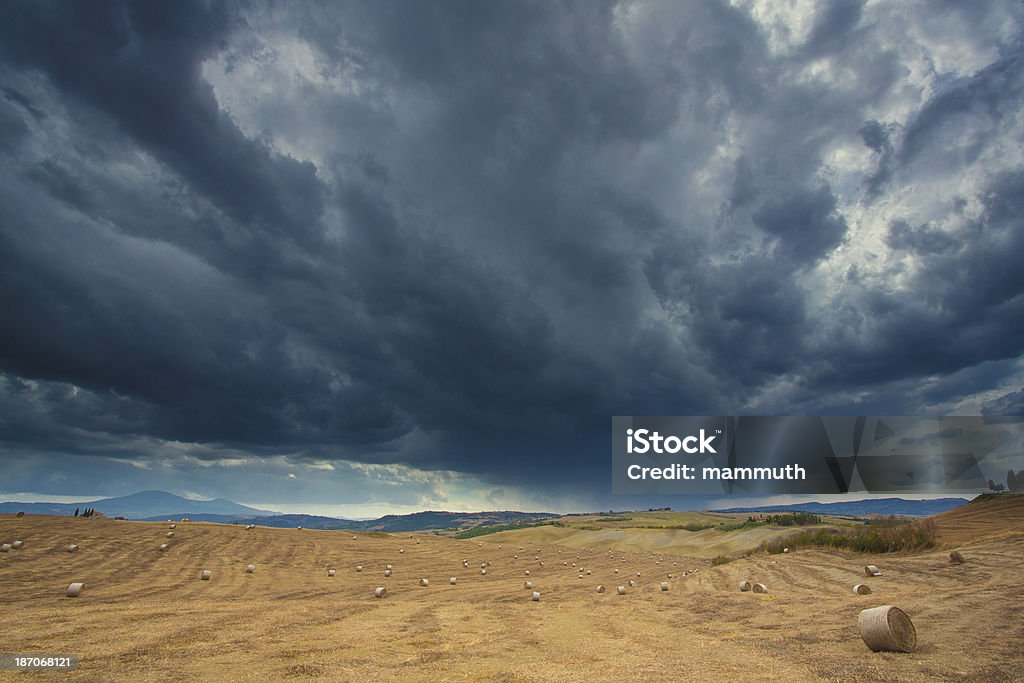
[1, 497, 1022, 682]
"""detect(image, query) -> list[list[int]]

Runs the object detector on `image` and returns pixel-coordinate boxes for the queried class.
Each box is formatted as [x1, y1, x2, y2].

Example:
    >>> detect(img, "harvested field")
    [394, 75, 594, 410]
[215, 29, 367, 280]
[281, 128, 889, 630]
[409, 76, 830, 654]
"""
[1, 498, 1022, 681]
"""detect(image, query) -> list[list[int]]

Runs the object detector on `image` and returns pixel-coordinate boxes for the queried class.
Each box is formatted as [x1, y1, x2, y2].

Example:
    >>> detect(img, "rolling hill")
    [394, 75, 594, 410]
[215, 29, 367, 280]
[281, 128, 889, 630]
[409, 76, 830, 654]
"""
[0, 490, 280, 519]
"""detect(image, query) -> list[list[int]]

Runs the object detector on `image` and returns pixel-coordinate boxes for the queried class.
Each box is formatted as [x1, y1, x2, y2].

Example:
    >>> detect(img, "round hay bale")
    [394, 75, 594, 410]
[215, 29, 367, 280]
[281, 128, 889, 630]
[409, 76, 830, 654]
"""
[596, 585, 605, 593]
[859, 605, 917, 653]
[384, 569, 392, 577]
[617, 585, 626, 595]
[853, 584, 871, 595]
[514, 554, 518, 559]
[524, 581, 533, 589]
[12, 541, 24, 550]
[783, 548, 789, 553]
[524, 570, 530, 576]
[352, 536, 357, 540]
[329, 569, 336, 577]
[463, 560, 469, 567]
[586, 569, 592, 575]
[386, 564, 392, 570]
[481, 563, 487, 568]
[16, 511, 25, 517]
[375, 587, 388, 598]
[864, 565, 881, 577]
[297, 526, 302, 530]
[169, 524, 176, 529]
[481, 568, 487, 575]
[539, 561, 544, 566]
[949, 551, 965, 564]
[628, 580, 636, 587]
[660, 582, 669, 591]
[201, 570, 212, 581]
[531, 591, 540, 602]
[752, 583, 768, 594]
[158, 543, 169, 552]
[356, 565, 363, 572]
[246, 564, 255, 574]
[166, 532, 174, 538]
[739, 580, 752, 592]
[65, 544, 79, 552]
[419, 578, 429, 587]
[399, 548, 405, 554]
[636, 572, 641, 577]
[450, 577, 457, 585]
[66, 582, 85, 597]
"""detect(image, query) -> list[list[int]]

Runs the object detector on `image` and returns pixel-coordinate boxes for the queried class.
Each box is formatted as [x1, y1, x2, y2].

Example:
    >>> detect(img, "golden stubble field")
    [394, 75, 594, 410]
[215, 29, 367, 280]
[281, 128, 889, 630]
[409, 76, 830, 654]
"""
[1, 499, 1022, 682]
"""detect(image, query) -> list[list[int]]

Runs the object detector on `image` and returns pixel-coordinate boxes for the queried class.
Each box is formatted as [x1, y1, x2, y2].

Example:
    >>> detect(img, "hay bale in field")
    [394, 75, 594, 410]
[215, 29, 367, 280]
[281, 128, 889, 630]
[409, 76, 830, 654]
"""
[66, 582, 85, 597]
[16, 511, 25, 518]
[246, 564, 255, 574]
[531, 591, 540, 601]
[450, 577, 457, 585]
[375, 587, 388, 598]
[201, 570, 212, 581]
[628, 580, 636, 587]
[739, 580, 752, 592]
[65, 544, 79, 552]
[463, 560, 469, 568]
[352, 536, 357, 540]
[386, 564, 392, 570]
[166, 532, 174, 538]
[419, 578, 429, 586]
[752, 583, 768, 593]
[399, 548, 405, 554]
[11, 540, 23, 550]
[783, 548, 789, 553]
[514, 554, 518, 559]
[660, 582, 669, 591]
[525, 570, 530, 576]
[667, 573, 673, 579]
[636, 572, 641, 577]
[614, 569, 619, 574]
[864, 565, 881, 577]
[617, 586, 626, 595]
[329, 569, 336, 577]
[596, 585, 606, 594]
[949, 551, 965, 564]
[356, 565, 363, 572]
[384, 569, 391, 577]
[524, 580, 533, 589]
[853, 584, 871, 595]
[169, 524, 176, 529]
[481, 568, 487, 575]
[858, 605, 917, 653]
[586, 569, 592, 575]
[158, 543, 169, 551]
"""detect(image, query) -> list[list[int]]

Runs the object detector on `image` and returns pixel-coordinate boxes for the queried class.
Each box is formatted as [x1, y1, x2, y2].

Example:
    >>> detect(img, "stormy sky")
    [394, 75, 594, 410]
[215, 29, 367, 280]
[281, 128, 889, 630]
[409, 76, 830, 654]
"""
[1, 1, 1023, 516]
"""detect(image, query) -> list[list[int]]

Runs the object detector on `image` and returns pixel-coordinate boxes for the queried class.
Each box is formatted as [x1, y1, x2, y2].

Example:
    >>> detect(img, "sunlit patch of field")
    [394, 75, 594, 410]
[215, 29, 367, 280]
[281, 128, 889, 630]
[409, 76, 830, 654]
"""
[1, 499, 1022, 681]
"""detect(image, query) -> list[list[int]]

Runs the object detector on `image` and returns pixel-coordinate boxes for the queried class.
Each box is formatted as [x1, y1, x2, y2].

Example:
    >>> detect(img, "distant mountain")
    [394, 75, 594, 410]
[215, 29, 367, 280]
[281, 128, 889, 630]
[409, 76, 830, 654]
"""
[137, 510, 559, 532]
[0, 490, 280, 519]
[712, 497, 969, 517]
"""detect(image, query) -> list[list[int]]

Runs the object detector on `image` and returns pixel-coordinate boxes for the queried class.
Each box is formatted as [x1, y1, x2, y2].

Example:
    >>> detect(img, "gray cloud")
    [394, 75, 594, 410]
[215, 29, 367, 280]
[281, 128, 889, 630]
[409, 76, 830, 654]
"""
[1, 0, 1022, 508]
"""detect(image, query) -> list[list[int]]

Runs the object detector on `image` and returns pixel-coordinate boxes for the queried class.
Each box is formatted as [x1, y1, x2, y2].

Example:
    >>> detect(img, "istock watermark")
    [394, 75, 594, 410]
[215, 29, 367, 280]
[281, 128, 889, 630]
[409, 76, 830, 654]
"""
[611, 415, 1024, 495]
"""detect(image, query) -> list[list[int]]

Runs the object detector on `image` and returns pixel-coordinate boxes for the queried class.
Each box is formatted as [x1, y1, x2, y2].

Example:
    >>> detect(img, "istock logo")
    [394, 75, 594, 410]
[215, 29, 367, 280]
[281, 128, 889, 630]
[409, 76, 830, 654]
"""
[626, 428, 718, 454]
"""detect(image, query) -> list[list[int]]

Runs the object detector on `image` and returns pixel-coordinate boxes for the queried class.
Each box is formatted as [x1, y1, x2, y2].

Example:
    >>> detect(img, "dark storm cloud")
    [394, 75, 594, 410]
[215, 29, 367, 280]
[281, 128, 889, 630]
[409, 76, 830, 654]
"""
[1, 0, 1023, 505]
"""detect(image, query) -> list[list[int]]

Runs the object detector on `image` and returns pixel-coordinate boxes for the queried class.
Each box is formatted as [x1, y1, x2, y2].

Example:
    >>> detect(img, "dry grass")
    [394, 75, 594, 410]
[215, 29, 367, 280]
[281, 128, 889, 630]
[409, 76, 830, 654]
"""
[1, 505, 1022, 682]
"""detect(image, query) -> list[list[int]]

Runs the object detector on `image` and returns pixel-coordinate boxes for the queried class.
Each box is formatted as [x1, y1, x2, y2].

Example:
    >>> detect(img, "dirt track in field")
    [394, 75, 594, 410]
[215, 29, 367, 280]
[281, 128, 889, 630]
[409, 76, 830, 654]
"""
[1, 497, 1022, 681]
